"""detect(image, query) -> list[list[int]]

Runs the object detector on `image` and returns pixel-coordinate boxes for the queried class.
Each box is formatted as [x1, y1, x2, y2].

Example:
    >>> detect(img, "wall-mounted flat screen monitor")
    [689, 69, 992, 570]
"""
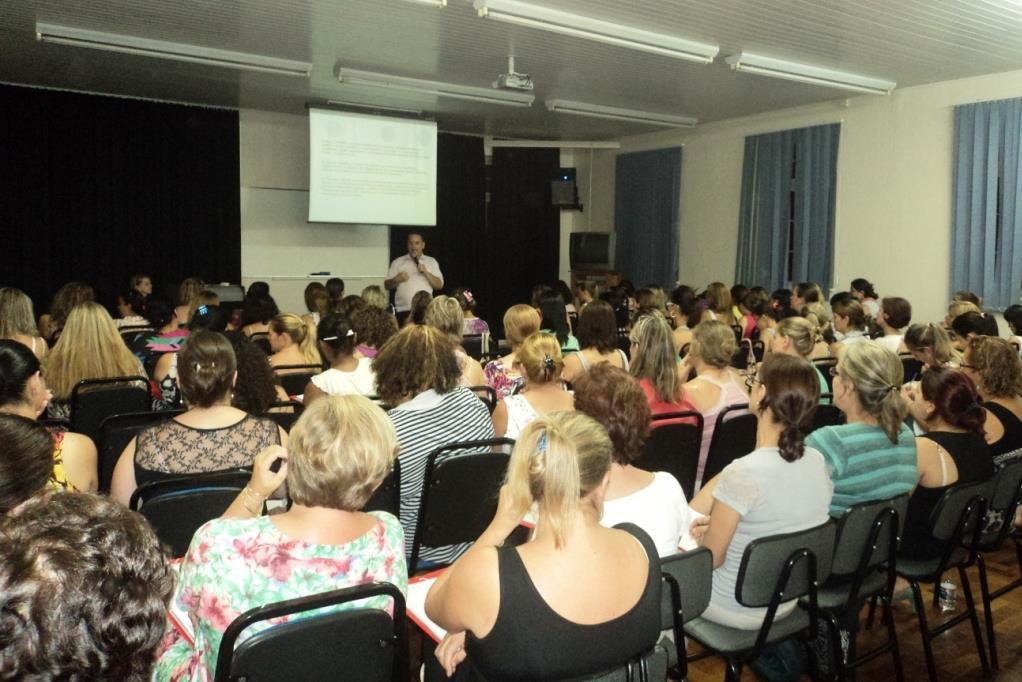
[569, 232, 614, 270]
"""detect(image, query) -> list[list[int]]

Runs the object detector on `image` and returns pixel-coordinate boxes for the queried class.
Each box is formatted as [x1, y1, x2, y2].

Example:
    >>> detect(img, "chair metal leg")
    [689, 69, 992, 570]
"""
[976, 552, 998, 670]
[910, 581, 939, 682]
[865, 595, 877, 630]
[958, 565, 991, 677]
[882, 596, 905, 682]
[825, 613, 847, 682]
[724, 658, 742, 682]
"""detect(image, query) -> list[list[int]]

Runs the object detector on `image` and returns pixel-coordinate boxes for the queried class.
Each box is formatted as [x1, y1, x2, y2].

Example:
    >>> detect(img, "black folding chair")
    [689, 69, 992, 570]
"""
[700, 404, 755, 489]
[130, 470, 251, 557]
[96, 410, 185, 493]
[69, 376, 151, 445]
[213, 581, 405, 682]
[684, 521, 836, 682]
[273, 364, 323, 396]
[809, 397, 844, 433]
[895, 480, 991, 681]
[751, 340, 766, 363]
[661, 547, 713, 680]
[633, 411, 704, 500]
[815, 495, 908, 681]
[973, 457, 1022, 669]
[364, 460, 401, 518]
[900, 354, 924, 382]
[467, 385, 498, 414]
[813, 357, 839, 393]
[462, 334, 487, 360]
[264, 400, 305, 432]
[409, 438, 515, 574]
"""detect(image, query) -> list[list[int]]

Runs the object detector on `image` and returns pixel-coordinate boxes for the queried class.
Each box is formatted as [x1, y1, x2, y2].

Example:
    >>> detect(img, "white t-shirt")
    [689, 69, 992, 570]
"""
[877, 334, 904, 353]
[309, 358, 376, 397]
[387, 254, 443, 311]
[601, 471, 696, 557]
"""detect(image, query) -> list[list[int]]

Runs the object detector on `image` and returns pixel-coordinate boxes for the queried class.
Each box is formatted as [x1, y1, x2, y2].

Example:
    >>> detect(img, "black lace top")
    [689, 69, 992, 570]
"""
[133, 414, 279, 486]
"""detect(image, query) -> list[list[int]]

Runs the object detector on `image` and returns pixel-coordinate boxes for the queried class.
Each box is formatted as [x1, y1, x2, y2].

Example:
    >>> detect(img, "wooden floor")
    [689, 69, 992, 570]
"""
[687, 542, 1022, 681]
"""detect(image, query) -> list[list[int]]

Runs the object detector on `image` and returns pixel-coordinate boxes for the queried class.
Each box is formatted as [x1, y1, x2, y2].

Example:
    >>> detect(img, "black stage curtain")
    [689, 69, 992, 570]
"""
[0, 84, 240, 315]
[390, 142, 559, 338]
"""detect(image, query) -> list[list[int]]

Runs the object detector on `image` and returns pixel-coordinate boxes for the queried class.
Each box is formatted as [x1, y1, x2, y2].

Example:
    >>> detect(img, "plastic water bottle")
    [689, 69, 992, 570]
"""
[938, 580, 958, 613]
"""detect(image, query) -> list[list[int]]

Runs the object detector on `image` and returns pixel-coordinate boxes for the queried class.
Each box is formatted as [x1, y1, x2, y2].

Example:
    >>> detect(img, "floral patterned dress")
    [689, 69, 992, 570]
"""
[153, 512, 407, 681]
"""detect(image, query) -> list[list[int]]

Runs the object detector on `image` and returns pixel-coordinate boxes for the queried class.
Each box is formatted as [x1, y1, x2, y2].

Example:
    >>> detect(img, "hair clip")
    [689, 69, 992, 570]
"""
[537, 431, 548, 454]
[887, 385, 899, 393]
[197, 305, 208, 316]
[346, 328, 355, 337]
[463, 290, 474, 303]
[320, 336, 338, 342]
[542, 354, 554, 369]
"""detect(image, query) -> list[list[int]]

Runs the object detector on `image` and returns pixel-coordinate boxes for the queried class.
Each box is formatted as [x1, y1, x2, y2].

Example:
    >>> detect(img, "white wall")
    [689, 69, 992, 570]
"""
[558, 148, 617, 284]
[612, 68, 1022, 327]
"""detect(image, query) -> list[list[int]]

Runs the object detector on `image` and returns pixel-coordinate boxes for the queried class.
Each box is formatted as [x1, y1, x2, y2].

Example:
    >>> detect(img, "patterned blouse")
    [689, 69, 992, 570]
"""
[154, 512, 407, 681]
[484, 358, 523, 400]
[49, 430, 75, 491]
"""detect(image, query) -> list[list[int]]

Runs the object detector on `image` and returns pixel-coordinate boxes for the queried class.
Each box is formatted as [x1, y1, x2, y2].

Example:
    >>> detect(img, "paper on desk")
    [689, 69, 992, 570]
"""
[406, 569, 448, 643]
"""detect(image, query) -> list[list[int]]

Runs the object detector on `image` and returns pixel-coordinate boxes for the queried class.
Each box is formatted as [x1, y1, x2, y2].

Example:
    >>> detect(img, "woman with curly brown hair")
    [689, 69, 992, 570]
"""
[374, 325, 494, 563]
[961, 336, 1022, 459]
[351, 305, 399, 360]
[37, 281, 94, 342]
[575, 364, 696, 556]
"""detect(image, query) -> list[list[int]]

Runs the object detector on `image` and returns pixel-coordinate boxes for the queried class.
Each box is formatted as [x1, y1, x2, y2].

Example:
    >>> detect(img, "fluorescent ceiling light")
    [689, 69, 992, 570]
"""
[725, 52, 896, 95]
[401, 0, 447, 5]
[326, 100, 425, 116]
[36, 22, 311, 77]
[337, 67, 534, 107]
[546, 99, 697, 128]
[474, 0, 718, 64]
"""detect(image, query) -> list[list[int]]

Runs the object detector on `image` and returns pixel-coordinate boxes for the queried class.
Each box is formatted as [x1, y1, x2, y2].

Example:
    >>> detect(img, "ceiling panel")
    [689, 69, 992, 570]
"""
[2, 0, 1022, 140]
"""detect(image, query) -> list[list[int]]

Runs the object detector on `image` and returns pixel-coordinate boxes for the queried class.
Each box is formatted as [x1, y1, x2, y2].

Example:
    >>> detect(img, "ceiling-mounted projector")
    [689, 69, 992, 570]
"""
[493, 55, 533, 91]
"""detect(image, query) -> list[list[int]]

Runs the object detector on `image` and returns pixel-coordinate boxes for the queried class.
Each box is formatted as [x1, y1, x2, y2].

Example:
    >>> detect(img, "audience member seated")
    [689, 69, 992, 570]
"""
[325, 277, 345, 313]
[1004, 304, 1022, 354]
[111, 331, 286, 505]
[406, 290, 432, 326]
[555, 280, 578, 317]
[743, 287, 776, 345]
[484, 304, 541, 400]
[301, 281, 329, 328]
[425, 296, 486, 387]
[574, 281, 595, 309]
[351, 305, 398, 359]
[630, 312, 693, 422]
[831, 299, 869, 354]
[226, 332, 287, 414]
[575, 364, 697, 556]
[668, 286, 699, 352]
[338, 294, 367, 322]
[154, 395, 407, 679]
[115, 289, 150, 329]
[537, 289, 579, 353]
[849, 278, 880, 318]
[361, 284, 389, 311]
[37, 280, 94, 343]
[954, 290, 983, 306]
[682, 320, 748, 486]
[0, 492, 174, 681]
[239, 287, 279, 337]
[131, 272, 153, 301]
[0, 341, 97, 492]
[0, 413, 61, 511]
[425, 412, 661, 680]
[806, 342, 917, 516]
[769, 288, 796, 321]
[635, 287, 668, 318]
[153, 304, 228, 409]
[944, 299, 981, 330]
[42, 301, 144, 419]
[772, 317, 830, 399]
[492, 332, 574, 439]
[701, 281, 738, 327]
[688, 353, 831, 629]
[876, 296, 911, 353]
[904, 322, 960, 372]
[374, 325, 494, 564]
[174, 276, 205, 327]
[951, 310, 999, 348]
[561, 300, 629, 383]
[304, 313, 376, 404]
[0, 287, 47, 360]
[901, 368, 994, 560]
[453, 288, 490, 336]
[790, 282, 824, 318]
[961, 336, 1022, 460]
[730, 284, 750, 333]
[268, 313, 322, 370]
[130, 298, 185, 370]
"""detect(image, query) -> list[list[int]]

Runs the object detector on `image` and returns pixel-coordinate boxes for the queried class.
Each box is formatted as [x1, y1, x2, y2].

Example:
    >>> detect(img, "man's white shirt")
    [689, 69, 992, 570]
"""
[387, 254, 443, 311]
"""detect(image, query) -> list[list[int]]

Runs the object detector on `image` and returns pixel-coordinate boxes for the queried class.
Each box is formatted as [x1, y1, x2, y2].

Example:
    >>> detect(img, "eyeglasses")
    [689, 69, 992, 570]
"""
[829, 366, 841, 377]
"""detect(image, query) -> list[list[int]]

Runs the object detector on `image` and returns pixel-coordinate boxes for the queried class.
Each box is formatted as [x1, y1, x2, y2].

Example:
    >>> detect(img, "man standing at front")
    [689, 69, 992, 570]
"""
[384, 232, 443, 322]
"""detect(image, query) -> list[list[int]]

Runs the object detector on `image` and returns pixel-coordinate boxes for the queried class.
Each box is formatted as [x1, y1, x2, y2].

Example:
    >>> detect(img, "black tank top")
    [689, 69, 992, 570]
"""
[463, 523, 661, 682]
[901, 431, 994, 560]
[985, 401, 1022, 459]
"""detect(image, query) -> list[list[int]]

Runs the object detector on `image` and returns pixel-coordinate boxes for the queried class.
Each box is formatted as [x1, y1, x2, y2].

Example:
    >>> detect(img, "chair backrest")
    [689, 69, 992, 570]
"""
[899, 354, 924, 382]
[700, 404, 755, 487]
[214, 581, 404, 682]
[812, 357, 838, 393]
[982, 457, 1022, 547]
[617, 331, 631, 357]
[751, 340, 766, 363]
[364, 460, 401, 518]
[462, 334, 486, 360]
[264, 400, 305, 432]
[830, 494, 908, 577]
[661, 547, 713, 629]
[130, 470, 250, 557]
[809, 399, 844, 433]
[276, 372, 319, 397]
[410, 438, 515, 573]
[69, 376, 151, 444]
[736, 520, 836, 608]
[96, 410, 185, 493]
[930, 479, 989, 542]
[633, 412, 704, 500]
[467, 385, 498, 414]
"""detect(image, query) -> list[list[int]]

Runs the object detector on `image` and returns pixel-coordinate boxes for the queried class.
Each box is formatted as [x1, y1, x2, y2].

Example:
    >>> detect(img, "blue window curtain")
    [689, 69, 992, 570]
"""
[735, 123, 840, 292]
[951, 98, 1022, 310]
[614, 147, 682, 288]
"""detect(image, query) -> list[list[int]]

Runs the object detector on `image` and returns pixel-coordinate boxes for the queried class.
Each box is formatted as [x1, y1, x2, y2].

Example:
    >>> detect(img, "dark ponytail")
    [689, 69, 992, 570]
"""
[757, 354, 820, 462]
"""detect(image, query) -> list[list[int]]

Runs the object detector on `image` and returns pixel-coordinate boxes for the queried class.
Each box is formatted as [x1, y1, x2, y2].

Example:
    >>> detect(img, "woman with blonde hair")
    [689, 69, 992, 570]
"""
[174, 277, 205, 326]
[904, 322, 960, 370]
[491, 332, 574, 438]
[268, 312, 322, 369]
[42, 302, 143, 417]
[301, 281, 329, 328]
[0, 287, 47, 360]
[154, 394, 406, 679]
[361, 284, 389, 310]
[961, 336, 1022, 459]
[425, 411, 661, 680]
[791, 282, 823, 317]
[484, 304, 541, 399]
[944, 299, 981, 330]
[702, 282, 738, 326]
[630, 312, 692, 420]
[426, 295, 485, 387]
[772, 316, 830, 397]
[806, 341, 917, 515]
[682, 320, 748, 487]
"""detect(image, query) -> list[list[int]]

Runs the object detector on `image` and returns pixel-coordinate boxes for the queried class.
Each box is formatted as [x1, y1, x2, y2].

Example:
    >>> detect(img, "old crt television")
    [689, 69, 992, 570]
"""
[569, 232, 614, 270]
